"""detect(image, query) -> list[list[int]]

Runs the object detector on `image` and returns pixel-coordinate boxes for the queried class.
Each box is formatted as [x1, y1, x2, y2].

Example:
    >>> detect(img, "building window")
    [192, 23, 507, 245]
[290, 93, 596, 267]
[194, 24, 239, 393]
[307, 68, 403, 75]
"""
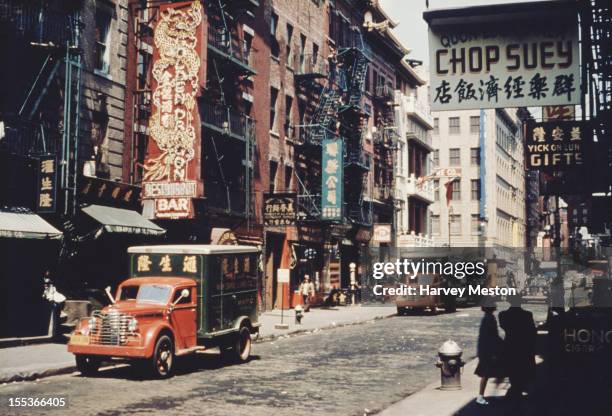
[471, 179, 480, 200]
[431, 215, 440, 235]
[470, 147, 480, 165]
[270, 87, 278, 131]
[471, 214, 480, 234]
[434, 118, 439, 134]
[449, 148, 460, 166]
[433, 149, 439, 167]
[470, 116, 480, 134]
[270, 12, 279, 58]
[451, 180, 461, 200]
[269, 160, 278, 192]
[95, 8, 112, 73]
[285, 23, 294, 66]
[434, 179, 440, 201]
[284, 95, 293, 137]
[450, 214, 461, 235]
[284, 165, 293, 190]
[449, 117, 460, 134]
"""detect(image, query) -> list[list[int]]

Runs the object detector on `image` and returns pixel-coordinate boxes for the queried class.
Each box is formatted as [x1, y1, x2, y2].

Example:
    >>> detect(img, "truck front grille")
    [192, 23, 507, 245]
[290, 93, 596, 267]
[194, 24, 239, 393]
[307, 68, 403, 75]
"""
[89, 310, 136, 346]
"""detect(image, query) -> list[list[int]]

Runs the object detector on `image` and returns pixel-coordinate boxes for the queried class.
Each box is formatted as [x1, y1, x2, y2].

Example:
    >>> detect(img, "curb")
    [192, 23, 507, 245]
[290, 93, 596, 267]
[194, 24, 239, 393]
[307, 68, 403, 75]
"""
[1, 312, 396, 384]
[255, 312, 396, 343]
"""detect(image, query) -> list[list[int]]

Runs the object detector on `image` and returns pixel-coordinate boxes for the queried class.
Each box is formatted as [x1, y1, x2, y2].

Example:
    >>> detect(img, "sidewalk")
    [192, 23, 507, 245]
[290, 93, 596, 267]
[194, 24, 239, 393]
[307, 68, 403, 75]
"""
[0, 305, 394, 384]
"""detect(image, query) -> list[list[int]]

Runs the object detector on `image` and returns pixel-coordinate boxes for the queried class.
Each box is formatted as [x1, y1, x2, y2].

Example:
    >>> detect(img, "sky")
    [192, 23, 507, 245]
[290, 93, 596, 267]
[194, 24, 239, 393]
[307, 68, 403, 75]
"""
[379, 0, 549, 65]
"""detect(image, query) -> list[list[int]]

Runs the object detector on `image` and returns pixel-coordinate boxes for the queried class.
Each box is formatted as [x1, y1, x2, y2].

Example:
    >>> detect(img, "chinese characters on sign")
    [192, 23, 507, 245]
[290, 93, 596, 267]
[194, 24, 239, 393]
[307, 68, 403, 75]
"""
[134, 254, 200, 276]
[428, 24, 580, 110]
[142, 1, 204, 219]
[321, 138, 344, 221]
[264, 193, 297, 226]
[37, 156, 57, 213]
[525, 120, 588, 171]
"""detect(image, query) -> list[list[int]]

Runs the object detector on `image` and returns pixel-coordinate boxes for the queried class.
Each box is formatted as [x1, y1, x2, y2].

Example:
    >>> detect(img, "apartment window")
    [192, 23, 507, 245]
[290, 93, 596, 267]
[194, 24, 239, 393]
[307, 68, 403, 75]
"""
[286, 24, 294, 66]
[449, 148, 460, 166]
[470, 147, 480, 166]
[450, 214, 461, 235]
[270, 12, 279, 57]
[471, 179, 480, 200]
[434, 179, 440, 201]
[451, 180, 461, 201]
[299, 34, 306, 70]
[95, 8, 112, 73]
[269, 160, 278, 192]
[270, 87, 279, 131]
[284, 165, 293, 190]
[312, 42, 319, 65]
[471, 214, 480, 234]
[243, 32, 253, 63]
[470, 116, 480, 134]
[449, 117, 460, 134]
[284, 95, 293, 137]
[432, 149, 439, 168]
[434, 118, 439, 135]
[431, 215, 440, 235]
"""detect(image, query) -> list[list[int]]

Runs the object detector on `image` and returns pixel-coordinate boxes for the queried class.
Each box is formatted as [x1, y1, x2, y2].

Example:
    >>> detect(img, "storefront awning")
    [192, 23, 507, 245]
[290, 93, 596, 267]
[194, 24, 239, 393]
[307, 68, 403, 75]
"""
[0, 209, 62, 239]
[82, 205, 166, 236]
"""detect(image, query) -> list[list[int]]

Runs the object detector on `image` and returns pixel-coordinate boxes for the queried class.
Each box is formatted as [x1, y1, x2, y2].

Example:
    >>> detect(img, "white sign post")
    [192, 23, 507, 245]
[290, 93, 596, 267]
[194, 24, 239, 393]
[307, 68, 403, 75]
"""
[275, 268, 291, 329]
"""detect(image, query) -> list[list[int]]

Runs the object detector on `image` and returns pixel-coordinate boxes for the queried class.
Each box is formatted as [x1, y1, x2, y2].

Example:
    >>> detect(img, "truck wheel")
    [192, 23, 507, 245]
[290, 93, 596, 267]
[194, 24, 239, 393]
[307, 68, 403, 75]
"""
[75, 355, 101, 376]
[151, 335, 174, 378]
[223, 327, 251, 363]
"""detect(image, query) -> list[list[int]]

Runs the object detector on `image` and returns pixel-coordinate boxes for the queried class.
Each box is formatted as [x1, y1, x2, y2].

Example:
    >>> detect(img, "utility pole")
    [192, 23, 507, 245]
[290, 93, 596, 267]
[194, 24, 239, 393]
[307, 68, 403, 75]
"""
[448, 205, 453, 247]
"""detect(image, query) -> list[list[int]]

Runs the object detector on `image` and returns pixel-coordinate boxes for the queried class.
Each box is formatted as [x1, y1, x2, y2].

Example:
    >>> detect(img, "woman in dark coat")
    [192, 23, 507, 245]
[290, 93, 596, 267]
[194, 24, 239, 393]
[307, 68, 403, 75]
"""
[474, 306, 504, 405]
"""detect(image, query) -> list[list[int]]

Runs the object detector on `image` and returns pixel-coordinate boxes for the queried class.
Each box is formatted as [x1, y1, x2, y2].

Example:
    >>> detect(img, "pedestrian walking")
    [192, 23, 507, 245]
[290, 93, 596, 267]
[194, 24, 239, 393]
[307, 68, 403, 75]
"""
[499, 294, 536, 399]
[474, 305, 504, 405]
[298, 274, 315, 311]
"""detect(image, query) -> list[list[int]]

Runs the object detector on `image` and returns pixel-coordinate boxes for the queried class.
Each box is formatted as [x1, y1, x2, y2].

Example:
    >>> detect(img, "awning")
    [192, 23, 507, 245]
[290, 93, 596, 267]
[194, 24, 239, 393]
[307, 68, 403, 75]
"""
[81, 205, 166, 236]
[0, 209, 62, 239]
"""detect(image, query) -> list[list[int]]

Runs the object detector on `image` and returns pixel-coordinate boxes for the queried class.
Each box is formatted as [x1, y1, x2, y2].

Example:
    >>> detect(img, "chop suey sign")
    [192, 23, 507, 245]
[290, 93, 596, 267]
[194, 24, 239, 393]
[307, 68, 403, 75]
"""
[428, 22, 580, 110]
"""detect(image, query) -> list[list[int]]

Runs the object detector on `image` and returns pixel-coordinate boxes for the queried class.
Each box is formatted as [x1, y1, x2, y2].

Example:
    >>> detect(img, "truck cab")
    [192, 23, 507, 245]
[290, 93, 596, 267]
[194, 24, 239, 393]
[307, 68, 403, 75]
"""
[68, 245, 261, 378]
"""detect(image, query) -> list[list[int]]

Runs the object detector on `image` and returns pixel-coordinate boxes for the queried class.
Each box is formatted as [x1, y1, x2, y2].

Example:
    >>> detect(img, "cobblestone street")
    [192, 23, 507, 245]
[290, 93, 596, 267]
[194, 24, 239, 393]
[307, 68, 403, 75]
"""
[1, 309, 486, 416]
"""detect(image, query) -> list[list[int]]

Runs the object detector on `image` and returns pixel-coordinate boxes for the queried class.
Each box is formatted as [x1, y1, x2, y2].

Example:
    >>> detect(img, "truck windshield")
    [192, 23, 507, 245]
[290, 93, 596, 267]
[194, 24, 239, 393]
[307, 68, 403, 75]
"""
[136, 284, 171, 304]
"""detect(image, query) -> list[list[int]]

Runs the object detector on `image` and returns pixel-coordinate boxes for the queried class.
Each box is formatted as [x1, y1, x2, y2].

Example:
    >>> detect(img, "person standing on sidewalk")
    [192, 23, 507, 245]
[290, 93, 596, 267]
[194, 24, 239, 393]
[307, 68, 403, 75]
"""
[474, 305, 504, 405]
[499, 295, 536, 399]
[298, 275, 315, 312]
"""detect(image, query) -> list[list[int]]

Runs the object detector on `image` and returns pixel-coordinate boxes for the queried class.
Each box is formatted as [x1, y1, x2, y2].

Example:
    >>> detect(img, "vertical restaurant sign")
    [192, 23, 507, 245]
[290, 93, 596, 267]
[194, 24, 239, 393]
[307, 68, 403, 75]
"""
[525, 120, 588, 171]
[142, 1, 204, 219]
[37, 155, 57, 213]
[428, 20, 580, 110]
[321, 138, 343, 221]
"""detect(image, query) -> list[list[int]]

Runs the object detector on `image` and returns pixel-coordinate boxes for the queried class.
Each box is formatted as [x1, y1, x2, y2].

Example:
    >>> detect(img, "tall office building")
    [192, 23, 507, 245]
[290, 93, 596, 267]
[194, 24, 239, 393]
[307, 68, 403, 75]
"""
[430, 108, 527, 248]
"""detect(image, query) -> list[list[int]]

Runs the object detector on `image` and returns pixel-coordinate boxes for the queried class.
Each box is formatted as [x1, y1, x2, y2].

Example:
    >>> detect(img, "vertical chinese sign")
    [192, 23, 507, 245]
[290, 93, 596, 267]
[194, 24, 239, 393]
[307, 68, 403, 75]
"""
[142, 1, 204, 219]
[321, 138, 343, 221]
[37, 155, 57, 213]
[427, 11, 580, 110]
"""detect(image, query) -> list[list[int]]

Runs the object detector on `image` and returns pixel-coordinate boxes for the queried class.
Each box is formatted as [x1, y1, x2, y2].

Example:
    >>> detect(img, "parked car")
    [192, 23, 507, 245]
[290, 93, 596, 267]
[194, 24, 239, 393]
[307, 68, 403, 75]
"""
[396, 273, 456, 315]
[68, 245, 261, 378]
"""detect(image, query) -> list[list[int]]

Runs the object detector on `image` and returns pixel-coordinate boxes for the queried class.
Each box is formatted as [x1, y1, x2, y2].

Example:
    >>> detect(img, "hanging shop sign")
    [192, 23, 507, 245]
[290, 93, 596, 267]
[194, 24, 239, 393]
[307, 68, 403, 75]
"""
[525, 120, 589, 171]
[264, 193, 297, 226]
[427, 17, 580, 110]
[373, 223, 392, 244]
[141, 1, 204, 219]
[36, 155, 57, 214]
[79, 177, 141, 210]
[321, 138, 344, 221]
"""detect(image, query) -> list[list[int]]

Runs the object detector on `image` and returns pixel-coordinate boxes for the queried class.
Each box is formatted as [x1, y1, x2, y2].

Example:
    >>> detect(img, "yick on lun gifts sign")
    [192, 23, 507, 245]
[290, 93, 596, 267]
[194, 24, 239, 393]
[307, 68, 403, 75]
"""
[428, 15, 580, 111]
[142, 1, 205, 219]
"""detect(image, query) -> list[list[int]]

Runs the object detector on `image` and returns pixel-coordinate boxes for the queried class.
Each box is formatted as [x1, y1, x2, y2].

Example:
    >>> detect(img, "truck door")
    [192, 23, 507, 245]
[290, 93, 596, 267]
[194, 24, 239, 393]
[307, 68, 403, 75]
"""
[171, 286, 197, 349]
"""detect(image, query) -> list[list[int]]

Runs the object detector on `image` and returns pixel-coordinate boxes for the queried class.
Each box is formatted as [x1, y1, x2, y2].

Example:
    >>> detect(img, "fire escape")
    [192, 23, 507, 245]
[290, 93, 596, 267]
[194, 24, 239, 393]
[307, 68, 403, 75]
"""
[0, 1, 83, 216]
[372, 81, 399, 215]
[202, 0, 257, 219]
[294, 27, 371, 226]
[584, 0, 611, 190]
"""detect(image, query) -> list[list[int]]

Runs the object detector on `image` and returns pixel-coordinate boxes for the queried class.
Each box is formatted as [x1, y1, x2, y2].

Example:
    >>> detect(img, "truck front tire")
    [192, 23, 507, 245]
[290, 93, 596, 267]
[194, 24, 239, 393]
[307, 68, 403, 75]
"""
[75, 355, 101, 376]
[152, 334, 174, 378]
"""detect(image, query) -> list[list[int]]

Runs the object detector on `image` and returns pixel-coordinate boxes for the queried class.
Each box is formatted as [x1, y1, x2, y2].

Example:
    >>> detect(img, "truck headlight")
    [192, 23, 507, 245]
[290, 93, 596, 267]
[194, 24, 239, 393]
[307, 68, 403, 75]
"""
[128, 317, 138, 332]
